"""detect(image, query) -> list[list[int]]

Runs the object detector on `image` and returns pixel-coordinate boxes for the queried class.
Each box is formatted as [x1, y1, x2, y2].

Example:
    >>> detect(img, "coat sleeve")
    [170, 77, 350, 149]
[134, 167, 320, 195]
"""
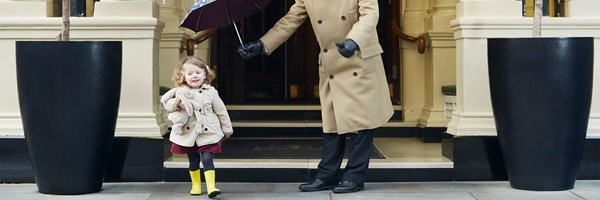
[161, 88, 180, 112]
[260, 0, 308, 55]
[346, 0, 379, 49]
[210, 89, 233, 134]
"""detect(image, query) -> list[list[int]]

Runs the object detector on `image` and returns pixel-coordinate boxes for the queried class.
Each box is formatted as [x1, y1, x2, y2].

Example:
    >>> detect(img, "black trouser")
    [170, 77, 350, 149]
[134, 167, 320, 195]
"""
[314, 128, 374, 185]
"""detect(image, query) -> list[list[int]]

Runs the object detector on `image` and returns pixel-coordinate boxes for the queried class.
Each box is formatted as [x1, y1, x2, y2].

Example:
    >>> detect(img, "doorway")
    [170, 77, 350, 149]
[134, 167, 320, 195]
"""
[212, 0, 400, 105]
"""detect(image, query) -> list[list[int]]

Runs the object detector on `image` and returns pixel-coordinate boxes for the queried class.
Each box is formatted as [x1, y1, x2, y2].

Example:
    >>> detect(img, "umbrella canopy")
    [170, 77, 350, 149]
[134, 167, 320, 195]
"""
[180, 0, 271, 32]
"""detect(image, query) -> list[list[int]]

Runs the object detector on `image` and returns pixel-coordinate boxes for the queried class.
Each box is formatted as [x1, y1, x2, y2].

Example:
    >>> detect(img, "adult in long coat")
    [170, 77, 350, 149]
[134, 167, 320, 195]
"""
[238, 0, 393, 193]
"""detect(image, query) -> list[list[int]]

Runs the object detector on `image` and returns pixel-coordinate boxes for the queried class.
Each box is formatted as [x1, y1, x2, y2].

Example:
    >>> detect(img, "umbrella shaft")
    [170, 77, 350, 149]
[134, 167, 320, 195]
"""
[233, 22, 244, 48]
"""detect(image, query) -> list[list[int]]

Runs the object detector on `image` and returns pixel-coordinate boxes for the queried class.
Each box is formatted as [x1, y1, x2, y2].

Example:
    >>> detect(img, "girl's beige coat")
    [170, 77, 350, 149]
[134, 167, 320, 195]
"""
[162, 84, 233, 147]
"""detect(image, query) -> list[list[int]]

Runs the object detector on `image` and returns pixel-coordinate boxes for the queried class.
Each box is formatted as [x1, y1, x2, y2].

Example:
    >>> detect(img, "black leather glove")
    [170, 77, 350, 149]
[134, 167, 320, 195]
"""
[335, 39, 358, 58]
[237, 40, 265, 59]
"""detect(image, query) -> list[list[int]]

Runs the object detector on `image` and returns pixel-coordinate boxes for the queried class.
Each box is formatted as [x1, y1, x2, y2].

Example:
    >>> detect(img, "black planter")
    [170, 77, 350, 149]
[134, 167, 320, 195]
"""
[16, 41, 122, 194]
[487, 37, 594, 191]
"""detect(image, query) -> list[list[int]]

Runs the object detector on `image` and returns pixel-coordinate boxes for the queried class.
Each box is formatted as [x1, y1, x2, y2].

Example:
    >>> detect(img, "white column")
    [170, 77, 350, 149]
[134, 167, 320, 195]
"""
[156, 0, 185, 134]
[564, 0, 600, 17]
[0, 0, 47, 137]
[419, 0, 458, 127]
[456, 0, 521, 18]
[401, 0, 427, 123]
[447, 0, 521, 136]
[181, 0, 195, 9]
[158, 0, 183, 31]
[0, 0, 165, 137]
[562, 0, 600, 138]
[95, 0, 165, 137]
[158, 0, 184, 87]
[0, 0, 46, 17]
[94, 0, 158, 18]
[426, 0, 458, 30]
[448, 0, 600, 138]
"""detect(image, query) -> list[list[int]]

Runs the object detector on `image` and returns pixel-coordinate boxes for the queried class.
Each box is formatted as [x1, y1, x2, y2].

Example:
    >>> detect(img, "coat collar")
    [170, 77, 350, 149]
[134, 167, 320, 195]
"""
[200, 84, 211, 90]
[185, 84, 211, 91]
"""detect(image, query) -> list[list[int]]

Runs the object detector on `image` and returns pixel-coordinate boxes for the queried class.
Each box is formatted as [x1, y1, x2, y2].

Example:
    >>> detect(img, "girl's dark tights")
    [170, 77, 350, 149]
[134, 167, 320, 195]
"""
[187, 152, 215, 171]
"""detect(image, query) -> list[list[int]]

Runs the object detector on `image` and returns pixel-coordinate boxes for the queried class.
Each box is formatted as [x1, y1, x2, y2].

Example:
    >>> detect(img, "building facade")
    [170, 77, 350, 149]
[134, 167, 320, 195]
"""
[0, 0, 598, 182]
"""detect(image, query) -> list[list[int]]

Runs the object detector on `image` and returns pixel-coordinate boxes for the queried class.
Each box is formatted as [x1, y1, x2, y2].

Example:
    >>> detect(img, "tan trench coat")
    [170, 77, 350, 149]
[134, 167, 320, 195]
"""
[260, 0, 393, 134]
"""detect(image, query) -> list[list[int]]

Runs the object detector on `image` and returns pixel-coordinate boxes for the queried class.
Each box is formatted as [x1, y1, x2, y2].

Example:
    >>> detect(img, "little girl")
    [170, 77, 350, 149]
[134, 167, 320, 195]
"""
[161, 56, 233, 198]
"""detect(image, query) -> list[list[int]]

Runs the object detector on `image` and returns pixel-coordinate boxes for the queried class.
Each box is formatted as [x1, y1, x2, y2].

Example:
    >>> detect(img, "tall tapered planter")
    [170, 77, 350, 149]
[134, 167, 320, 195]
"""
[16, 41, 122, 195]
[487, 37, 593, 191]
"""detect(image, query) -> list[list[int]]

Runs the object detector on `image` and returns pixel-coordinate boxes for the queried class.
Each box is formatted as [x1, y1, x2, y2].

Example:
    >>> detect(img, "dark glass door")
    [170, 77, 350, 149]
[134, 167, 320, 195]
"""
[212, 0, 400, 105]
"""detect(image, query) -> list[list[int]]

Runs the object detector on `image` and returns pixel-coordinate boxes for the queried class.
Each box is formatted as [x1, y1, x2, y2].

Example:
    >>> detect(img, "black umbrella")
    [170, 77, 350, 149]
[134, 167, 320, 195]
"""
[180, 0, 272, 47]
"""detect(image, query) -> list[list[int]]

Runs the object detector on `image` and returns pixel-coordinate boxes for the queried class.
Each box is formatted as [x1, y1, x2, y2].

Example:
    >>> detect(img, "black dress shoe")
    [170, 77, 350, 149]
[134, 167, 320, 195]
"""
[332, 181, 364, 193]
[298, 179, 337, 192]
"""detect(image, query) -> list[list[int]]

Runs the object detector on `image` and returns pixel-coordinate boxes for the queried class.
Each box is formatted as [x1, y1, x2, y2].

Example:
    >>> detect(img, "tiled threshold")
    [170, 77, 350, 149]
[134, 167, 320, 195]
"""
[164, 158, 453, 169]
[164, 138, 453, 169]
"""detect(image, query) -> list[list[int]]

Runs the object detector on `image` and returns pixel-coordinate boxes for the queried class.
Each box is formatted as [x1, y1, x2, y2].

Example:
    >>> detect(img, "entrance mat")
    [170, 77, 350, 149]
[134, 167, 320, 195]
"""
[215, 138, 385, 159]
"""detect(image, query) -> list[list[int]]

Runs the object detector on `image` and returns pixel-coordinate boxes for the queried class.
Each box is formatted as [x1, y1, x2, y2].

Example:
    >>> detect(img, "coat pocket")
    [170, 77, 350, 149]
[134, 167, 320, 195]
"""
[204, 105, 220, 124]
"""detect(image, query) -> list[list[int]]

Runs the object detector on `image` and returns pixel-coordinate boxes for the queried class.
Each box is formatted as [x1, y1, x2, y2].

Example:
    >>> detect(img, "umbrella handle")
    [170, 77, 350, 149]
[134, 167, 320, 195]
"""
[232, 21, 244, 48]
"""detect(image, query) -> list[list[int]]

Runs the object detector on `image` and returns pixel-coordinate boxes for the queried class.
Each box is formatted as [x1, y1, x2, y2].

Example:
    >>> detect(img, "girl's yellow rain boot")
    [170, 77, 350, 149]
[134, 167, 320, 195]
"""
[204, 170, 221, 199]
[189, 169, 202, 195]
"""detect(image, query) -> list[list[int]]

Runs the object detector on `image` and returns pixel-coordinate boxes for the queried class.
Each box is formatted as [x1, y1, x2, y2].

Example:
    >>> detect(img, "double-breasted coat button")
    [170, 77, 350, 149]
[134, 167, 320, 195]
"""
[317, 20, 322, 24]
[329, 75, 334, 79]
[199, 90, 202, 93]
[341, 16, 346, 20]
[199, 109, 202, 112]
[186, 127, 190, 130]
[353, 72, 358, 76]
[323, 48, 328, 53]
[204, 128, 208, 131]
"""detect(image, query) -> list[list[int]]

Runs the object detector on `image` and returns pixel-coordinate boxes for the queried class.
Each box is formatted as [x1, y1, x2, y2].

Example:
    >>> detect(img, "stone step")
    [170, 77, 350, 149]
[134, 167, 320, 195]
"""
[162, 138, 453, 182]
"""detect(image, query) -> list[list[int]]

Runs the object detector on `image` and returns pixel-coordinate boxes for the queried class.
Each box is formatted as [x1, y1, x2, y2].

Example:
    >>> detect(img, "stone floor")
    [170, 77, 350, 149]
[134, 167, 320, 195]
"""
[2, 180, 599, 200]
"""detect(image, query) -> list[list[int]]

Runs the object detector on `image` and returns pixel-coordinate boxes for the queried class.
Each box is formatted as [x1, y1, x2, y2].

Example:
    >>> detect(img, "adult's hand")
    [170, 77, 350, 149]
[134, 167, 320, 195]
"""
[335, 39, 358, 58]
[237, 40, 265, 59]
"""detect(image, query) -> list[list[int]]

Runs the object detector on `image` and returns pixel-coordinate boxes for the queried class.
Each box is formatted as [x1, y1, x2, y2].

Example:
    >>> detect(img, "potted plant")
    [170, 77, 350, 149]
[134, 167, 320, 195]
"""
[487, 0, 593, 191]
[16, 0, 122, 195]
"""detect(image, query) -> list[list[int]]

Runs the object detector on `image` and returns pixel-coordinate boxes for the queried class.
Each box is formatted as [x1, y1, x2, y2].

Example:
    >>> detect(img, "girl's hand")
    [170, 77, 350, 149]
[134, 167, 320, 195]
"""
[224, 132, 233, 138]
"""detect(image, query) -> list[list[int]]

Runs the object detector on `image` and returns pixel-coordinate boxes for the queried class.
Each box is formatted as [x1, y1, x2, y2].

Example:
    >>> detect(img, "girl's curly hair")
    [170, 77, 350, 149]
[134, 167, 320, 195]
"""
[172, 56, 216, 87]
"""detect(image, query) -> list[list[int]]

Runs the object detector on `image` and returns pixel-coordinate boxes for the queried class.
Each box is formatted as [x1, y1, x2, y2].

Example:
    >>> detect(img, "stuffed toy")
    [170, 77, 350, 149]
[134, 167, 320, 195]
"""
[161, 88, 202, 135]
